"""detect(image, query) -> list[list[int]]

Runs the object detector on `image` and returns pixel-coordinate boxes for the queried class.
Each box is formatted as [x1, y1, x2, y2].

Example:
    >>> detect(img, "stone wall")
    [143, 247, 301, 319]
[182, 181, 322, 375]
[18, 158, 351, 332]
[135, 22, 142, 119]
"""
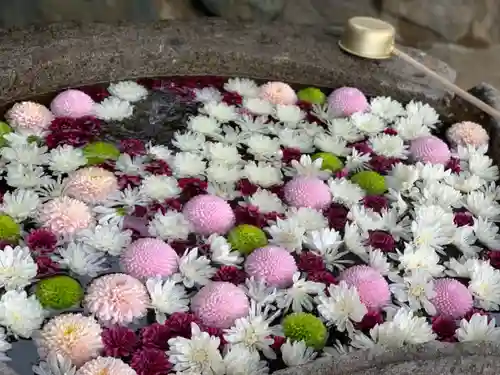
[0, 0, 497, 88]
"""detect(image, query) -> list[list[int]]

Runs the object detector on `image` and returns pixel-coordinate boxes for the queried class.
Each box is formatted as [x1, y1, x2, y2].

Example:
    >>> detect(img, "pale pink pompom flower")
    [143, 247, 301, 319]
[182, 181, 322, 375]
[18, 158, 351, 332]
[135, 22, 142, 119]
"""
[446, 121, 489, 148]
[259, 81, 297, 105]
[50, 89, 95, 118]
[5, 101, 54, 135]
[327, 87, 369, 116]
[244, 245, 297, 288]
[38, 196, 93, 237]
[76, 357, 136, 375]
[84, 273, 149, 326]
[340, 265, 390, 310]
[35, 313, 103, 367]
[63, 167, 119, 204]
[431, 278, 473, 319]
[283, 176, 331, 210]
[182, 194, 235, 236]
[410, 135, 451, 165]
[191, 281, 249, 329]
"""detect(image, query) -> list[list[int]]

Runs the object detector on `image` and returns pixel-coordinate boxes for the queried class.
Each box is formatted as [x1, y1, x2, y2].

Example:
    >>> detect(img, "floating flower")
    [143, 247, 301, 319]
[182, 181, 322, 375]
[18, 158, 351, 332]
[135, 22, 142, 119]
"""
[93, 96, 134, 121]
[0, 290, 45, 338]
[35, 275, 83, 310]
[410, 135, 451, 165]
[121, 238, 179, 279]
[446, 121, 489, 148]
[282, 312, 327, 350]
[328, 87, 369, 117]
[227, 224, 268, 255]
[35, 313, 103, 367]
[182, 194, 235, 235]
[244, 246, 298, 288]
[84, 273, 149, 325]
[283, 176, 331, 210]
[108, 81, 148, 102]
[63, 167, 118, 204]
[259, 81, 297, 105]
[340, 265, 390, 310]
[431, 278, 473, 319]
[37, 196, 93, 237]
[0, 245, 37, 290]
[6, 101, 54, 136]
[50, 89, 95, 118]
[27, 228, 58, 253]
[75, 357, 136, 375]
[130, 348, 172, 375]
[101, 325, 138, 358]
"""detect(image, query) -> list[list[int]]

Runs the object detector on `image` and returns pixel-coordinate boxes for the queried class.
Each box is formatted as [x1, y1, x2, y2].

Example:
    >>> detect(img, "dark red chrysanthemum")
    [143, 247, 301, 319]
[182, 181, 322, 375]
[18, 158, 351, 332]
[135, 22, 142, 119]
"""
[212, 266, 247, 285]
[383, 128, 398, 135]
[222, 92, 242, 106]
[102, 325, 138, 358]
[122, 215, 150, 238]
[351, 142, 372, 155]
[454, 211, 474, 227]
[281, 148, 302, 165]
[130, 348, 172, 375]
[363, 195, 388, 213]
[35, 256, 59, 277]
[232, 205, 267, 228]
[145, 160, 172, 176]
[356, 310, 384, 331]
[141, 324, 173, 351]
[26, 229, 57, 254]
[335, 168, 349, 179]
[487, 251, 500, 269]
[237, 179, 259, 196]
[369, 155, 399, 174]
[45, 116, 101, 149]
[0, 241, 13, 250]
[446, 157, 461, 174]
[169, 240, 195, 256]
[307, 270, 337, 285]
[464, 308, 491, 321]
[271, 335, 286, 350]
[117, 175, 142, 190]
[368, 230, 396, 252]
[325, 203, 349, 231]
[119, 139, 146, 156]
[431, 315, 457, 342]
[164, 312, 201, 339]
[178, 178, 208, 202]
[298, 252, 325, 273]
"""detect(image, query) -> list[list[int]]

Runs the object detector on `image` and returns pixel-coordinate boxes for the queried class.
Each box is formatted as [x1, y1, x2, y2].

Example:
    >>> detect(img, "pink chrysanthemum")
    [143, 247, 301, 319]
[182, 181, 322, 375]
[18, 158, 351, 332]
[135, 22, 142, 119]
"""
[76, 357, 136, 375]
[38, 196, 93, 237]
[244, 246, 298, 288]
[84, 273, 149, 325]
[191, 281, 249, 329]
[35, 313, 103, 367]
[50, 89, 95, 119]
[327, 87, 369, 116]
[446, 121, 489, 148]
[5, 101, 54, 134]
[259, 81, 297, 105]
[283, 176, 331, 210]
[431, 278, 473, 319]
[410, 135, 451, 165]
[340, 265, 390, 310]
[182, 194, 235, 235]
[121, 238, 179, 279]
[64, 167, 119, 204]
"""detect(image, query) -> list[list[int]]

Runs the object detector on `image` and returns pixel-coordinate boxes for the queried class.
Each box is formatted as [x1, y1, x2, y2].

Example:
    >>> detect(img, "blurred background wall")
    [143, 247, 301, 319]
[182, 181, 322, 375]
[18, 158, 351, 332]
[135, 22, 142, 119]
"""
[0, 0, 497, 88]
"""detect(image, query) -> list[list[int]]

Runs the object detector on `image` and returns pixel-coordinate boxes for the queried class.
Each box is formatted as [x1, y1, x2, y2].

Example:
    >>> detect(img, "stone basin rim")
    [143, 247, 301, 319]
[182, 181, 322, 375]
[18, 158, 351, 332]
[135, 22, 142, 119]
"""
[0, 19, 455, 109]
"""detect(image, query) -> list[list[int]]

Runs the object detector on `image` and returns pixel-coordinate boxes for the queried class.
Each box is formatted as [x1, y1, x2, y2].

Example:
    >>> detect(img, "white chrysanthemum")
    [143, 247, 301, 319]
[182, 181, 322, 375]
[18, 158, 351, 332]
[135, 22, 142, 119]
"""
[316, 281, 367, 333]
[370, 96, 405, 120]
[243, 97, 274, 116]
[206, 163, 242, 184]
[389, 270, 436, 315]
[468, 261, 500, 310]
[344, 148, 371, 173]
[305, 228, 352, 271]
[286, 207, 327, 232]
[55, 242, 108, 277]
[140, 175, 181, 202]
[281, 339, 317, 367]
[175, 248, 216, 288]
[393, 115, 431, 141]
[224, 302, 281, 359]
[1, 142, 48, 165]
[171, 152, 206, 178]
[207, 182, 241, 201]
[0, 188, 40, 221]
[33, 352, 76, 375]
[187, 115, 221, 136]
[205, 142, 242, 165]
[415, 181, 463, 210]
[369, 134, 408, 159]
[148, 210, 192, 241]
[201, 101, 238, 123]
[350, 112, 386, 135]
[412, 205, 456, 249]
[220, 124, 245, 144]
[456, 313, 500, 342]
[474, 217, 500, 249]
[287, 155, 331, 180]
[193, 87, 222, 103]
[278, 129, 314, 153]
[93, 96, 134, 121]
[0, 290, 45, 338]
[208, 234, 243, 267]
[275, 104, 305, 123]
[114, 154, 146, 176]
[172, 131, 206, 153]
[313, 134, 350, 156]
[368, 249, 392, 275]
[266, 217, 306, 252]
[452, 225, 481, 258]
[327, 118, 362, 142]
[168, 322, 225, 374]
[146, 277, 189, 319]
[246, 189, 285, 214]
[464, 190, 500, 220]
[396, 243, 445, 277]
[146, 142, 172, 161]
[245, 134, 282, 160]
[327, 178, 365, 207]
[76, 224, 132, 256]
[225, 78, 260, 98]
[5, 164, 50, 189]
[47, 145, 87, 174]
[241, 277, 278, 306]
[243, 162, 283, 188]
[444, 172, 483, 193]
[467, 153, 499, 182]
[386, 163, 419, 193]
[405, 100, 439, 128]
[276, 272, 324, 313]
[108, 81, 148, 102]
[0, 245, 37, 290]
[224, 346, 270, 375]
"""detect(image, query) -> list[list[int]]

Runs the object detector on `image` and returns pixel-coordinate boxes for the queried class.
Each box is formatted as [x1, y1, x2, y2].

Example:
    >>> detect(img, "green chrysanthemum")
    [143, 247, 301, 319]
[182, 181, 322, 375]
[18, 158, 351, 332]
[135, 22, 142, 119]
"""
[35, 275, 84, 310]
[297, 87, 326, 105]
[282, 312, 327, 350]
[227, 224, 268, 255]
[312, 152, 343, 172]
[351, 170, 387, 195]
[0, 122, 12, 147]
[83, 141, 120, 165]
[0, 215, 21, 243]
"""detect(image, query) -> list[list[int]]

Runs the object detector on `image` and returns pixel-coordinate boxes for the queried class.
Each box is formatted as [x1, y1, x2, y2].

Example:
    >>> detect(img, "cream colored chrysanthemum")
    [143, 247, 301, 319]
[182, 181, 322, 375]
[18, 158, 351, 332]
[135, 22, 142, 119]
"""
[63, 167, 118, 204]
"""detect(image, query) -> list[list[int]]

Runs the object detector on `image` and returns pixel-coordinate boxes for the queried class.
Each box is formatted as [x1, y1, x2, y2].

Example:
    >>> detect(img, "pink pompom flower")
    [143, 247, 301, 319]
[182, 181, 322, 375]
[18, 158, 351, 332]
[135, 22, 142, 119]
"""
[327, 87, 369, 117]
[283, 176, 331, 210]
[410, 135, 451, 165]
[259, 81, 297, 105]
[446, 121, 489, 148]
[50, 89, 95, 118]
[244, 246, 297, 288]
[431, 278, 473, 319]
[340, 265, 390, 310]
[37, 196, 93, 237]
[182, 194, 235, 236]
